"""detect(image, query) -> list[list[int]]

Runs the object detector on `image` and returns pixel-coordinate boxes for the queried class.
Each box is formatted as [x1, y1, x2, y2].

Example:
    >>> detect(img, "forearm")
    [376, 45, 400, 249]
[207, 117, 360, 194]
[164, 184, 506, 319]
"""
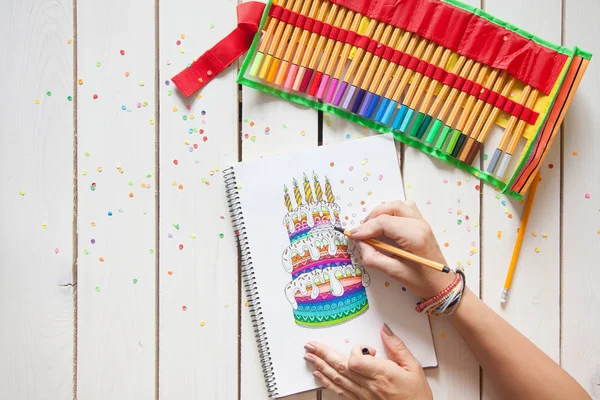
[450, 288, 591, 400]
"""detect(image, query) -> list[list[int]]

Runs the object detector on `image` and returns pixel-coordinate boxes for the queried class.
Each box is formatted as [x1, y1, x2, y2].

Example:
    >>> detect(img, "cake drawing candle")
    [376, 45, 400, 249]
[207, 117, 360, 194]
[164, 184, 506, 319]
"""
[293, 177, 303, 206]
[313, 172, 323, 202]
[303, 173, 314, 203]
[325, 176, 335, 202]
[284, 185, 293, 211]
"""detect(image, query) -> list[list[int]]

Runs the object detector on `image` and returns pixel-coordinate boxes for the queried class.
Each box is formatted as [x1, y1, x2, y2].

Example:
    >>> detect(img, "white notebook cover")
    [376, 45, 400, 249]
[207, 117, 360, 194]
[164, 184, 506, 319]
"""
[229, 135, 437, 398]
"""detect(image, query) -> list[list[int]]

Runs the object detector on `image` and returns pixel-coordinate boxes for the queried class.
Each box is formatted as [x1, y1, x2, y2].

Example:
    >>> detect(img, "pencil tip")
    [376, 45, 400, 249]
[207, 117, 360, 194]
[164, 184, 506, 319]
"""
[333, 226, 347, 236]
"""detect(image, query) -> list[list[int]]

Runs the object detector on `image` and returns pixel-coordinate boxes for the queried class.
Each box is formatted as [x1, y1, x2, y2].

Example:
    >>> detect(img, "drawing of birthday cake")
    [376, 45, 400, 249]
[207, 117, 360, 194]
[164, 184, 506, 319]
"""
[281, 173, 370, 328]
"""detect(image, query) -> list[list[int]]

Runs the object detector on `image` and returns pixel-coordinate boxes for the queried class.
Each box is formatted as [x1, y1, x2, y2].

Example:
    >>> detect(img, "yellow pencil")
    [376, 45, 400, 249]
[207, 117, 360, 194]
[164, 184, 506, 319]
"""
[500, 173, 541, 303]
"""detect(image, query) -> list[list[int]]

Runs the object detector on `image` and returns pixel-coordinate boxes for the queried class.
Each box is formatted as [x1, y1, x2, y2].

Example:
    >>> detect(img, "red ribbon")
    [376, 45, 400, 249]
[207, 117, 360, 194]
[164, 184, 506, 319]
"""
[172, 2, 265, 98]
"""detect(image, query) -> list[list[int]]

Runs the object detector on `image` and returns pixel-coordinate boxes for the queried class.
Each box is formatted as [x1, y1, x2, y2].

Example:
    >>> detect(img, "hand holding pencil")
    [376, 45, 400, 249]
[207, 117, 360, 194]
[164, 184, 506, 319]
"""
[346, 200, 456, 299]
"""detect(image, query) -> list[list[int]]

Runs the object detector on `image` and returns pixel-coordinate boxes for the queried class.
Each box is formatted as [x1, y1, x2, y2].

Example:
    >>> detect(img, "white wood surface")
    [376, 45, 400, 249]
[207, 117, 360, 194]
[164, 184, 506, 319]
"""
[76, 0, 157, 398]
[0, 1, 74, 398]
[563, 0, 600, 398]
[0, 0, 598, 399]
[480, 0, 563, 398]
[158, 1, 239, 398]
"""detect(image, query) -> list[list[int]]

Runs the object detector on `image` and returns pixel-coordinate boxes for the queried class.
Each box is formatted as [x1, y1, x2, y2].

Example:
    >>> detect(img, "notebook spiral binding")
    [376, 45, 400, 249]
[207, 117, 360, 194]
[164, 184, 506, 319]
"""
[224, 167, 279, 398]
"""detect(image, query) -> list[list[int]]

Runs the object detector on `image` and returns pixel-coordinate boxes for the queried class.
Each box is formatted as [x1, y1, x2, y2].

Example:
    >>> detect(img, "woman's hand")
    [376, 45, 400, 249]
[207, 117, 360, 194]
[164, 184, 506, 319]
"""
[350, 200, 453, 299]
[304, 324, 432, 400]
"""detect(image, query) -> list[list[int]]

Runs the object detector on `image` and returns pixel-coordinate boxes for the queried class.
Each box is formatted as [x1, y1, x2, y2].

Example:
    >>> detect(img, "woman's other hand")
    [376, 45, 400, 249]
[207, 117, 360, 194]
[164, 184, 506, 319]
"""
[303, 324, 432, 400]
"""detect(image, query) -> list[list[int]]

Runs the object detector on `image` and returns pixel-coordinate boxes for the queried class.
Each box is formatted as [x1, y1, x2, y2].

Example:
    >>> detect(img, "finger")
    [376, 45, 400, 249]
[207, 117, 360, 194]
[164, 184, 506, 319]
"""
[304, 353, 367, 397]
[381, 324, 422, 371]
[356, 241, 408, 279]
[347, 345, 394, 379]
[364, 200, 423, 222]
[305, 342, 369, 383]
[349, 215, 425, 248]
[313, 370, 359, 399]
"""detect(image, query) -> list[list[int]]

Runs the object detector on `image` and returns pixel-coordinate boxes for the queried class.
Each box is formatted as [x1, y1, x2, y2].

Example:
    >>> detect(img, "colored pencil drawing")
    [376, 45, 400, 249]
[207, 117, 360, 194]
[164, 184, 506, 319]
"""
[281, 172, 370, 328]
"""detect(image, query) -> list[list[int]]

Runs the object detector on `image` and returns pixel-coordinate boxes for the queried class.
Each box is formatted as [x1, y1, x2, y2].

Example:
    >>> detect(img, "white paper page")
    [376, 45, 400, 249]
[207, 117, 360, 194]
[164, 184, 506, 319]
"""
[233, 135, 437, 398]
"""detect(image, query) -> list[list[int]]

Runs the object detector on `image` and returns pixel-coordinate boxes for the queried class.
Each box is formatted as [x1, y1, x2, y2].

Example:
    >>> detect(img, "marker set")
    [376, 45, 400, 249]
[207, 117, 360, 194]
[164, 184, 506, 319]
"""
[238, 0, 590, 199]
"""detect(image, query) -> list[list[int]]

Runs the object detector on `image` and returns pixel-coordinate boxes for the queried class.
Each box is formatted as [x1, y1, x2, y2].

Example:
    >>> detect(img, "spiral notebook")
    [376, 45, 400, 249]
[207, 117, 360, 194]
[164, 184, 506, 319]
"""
[225, 135, 437, 398]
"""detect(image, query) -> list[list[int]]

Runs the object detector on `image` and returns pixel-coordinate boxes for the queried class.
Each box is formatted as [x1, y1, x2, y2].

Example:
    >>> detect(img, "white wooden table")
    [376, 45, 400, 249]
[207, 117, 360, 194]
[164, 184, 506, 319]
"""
[1, 0, 598, 399]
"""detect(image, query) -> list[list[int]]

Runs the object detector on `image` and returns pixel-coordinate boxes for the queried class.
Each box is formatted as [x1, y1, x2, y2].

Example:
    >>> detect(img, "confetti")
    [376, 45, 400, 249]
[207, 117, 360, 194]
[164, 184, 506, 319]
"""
[200, 321, 206, 327]
[19, 190, 25, 196]
[542, 233, 548, 238]
[384, 282, 390, 287]
[178, 244, 184, 250]
[35, 99, 40, 104]
[125, 71, 130, 77]
[67, 39, 72, 44]
[99, 257, 104, 262]
[78, 79, 84, 85]
[535, 247, 540, 253]
[95, 286, 101, 292]
[182, 306, 187, 311]
[585, 193, 591, 199]
[168, 271, 173, 276]
[572, 151, 578, 156]
[219, 233, 224, 239]
[67, 96, 73, 101]
[139, 81, 145, 87]
[54, 248, 60, 254]
[47, 91, 52, 97]
[133, 278, 138, 284]
[93, 94, 98, 100]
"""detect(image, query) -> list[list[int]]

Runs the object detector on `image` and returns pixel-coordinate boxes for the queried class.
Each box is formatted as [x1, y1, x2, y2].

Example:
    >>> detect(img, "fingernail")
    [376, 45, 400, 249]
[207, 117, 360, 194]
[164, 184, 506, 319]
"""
[304, 353, 316, 364]
[304, 343, 317, 353]
[382, 323, 394, 336]
[313, 371, 323, 380]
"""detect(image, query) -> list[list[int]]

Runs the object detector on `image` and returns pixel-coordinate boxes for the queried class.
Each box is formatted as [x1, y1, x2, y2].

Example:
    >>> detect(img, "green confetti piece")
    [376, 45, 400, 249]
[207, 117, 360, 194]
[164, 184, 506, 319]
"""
[219, 233, 224, 239]
[46, 91, 52, 96]
[96, 61, 101, 67]
[67, 96, 73, 101]
[132, 278, 138, 284]
[83, 249, 89, 255]
[173, 223, 180, 229]
[149, 249, 155, 254]
[95, 286, 101, 292]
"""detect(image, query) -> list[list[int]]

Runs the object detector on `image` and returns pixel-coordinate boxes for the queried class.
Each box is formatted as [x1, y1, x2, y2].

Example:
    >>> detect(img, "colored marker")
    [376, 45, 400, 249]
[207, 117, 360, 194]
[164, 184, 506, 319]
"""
[452, 69, 503, 158]
[460, 74, 516, 164]
[393, 42, 439, 134]
[275, 0, 320, 86]
[496, 89, 539, 179]
[349, 24, 394, 113]
[436, 62, 483, 153]
[332, 19, 379, 107]
[487, 85, 532, 173]
[322, 11, 361, 103]
[387, 38, 430, 131]
[293, 1, 333, 91]
[372, 31, 413, 122]
[258, 0, 302, 80]
[406, 47, 451, 139]
[248, 0, 294, 76]
[374, 36, 421, 124]
[422, 56, 471, 147]
[308, 7, 347, 97]
[358, 27, 403, 118]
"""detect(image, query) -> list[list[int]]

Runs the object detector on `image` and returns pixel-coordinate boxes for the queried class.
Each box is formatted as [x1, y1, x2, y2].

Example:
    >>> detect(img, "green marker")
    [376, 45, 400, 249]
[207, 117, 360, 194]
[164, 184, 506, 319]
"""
[249, 52, 265, 77]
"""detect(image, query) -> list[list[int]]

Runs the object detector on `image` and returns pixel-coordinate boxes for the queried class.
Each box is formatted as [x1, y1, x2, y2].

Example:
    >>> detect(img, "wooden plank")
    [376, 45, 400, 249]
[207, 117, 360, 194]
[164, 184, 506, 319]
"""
[562, 0, 600, 397]
[480, 0, 563, 398]
[158, 1, 239, 399]
[0, 1, 74, 398]
[240, 16, 320, 397]
[76, 1, 156, 398]
[400, 1, 482, 398]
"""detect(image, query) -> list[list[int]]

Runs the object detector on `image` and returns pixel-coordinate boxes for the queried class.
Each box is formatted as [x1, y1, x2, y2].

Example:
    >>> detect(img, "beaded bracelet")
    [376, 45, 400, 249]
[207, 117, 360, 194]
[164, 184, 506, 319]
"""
[416, 268, 466, 316]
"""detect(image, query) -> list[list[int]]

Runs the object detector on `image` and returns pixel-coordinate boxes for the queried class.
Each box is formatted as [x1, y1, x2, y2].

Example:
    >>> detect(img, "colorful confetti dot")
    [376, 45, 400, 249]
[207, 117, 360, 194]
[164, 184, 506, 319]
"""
[572, 151, 578, 156]
[95, 286, 101, 292]
[200, 321, 206, 327]
[99, 257, 104, 262]
[93, 94, 98, 99]
[125, 72, 130, 77]
[132, 278, 138, 284]
[178, 244, 184, 250]
[35, 99, 40, 104]
[54, 248, 59, 254]
[535, 247, 540, 253]
[219, 233, 224, 239]
[384, 282, 390, 287]
[149, 249, 155, 255]
[182, 306, 187, 311]
[585, 193, 591, 199]
[46, 91, 52, 97]
[67, 96, 73, 101]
